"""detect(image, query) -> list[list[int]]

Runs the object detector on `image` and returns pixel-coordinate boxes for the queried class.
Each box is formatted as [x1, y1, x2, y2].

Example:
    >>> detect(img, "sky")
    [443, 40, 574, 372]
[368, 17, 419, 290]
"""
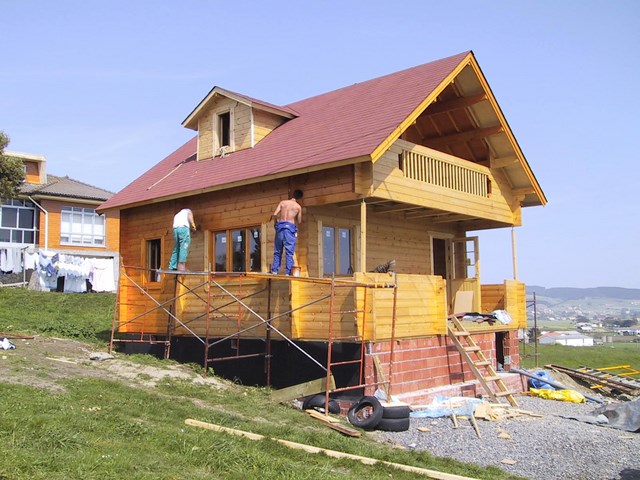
[2, 1, 639, 289]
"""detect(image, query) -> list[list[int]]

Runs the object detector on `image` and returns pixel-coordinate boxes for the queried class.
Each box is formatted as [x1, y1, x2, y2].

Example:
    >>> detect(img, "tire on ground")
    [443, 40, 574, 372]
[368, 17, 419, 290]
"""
[376, 417, 410, 432]
[382, 405, 411, 419]
[347, 396, 383, 430]
[302, 394, 340, 414]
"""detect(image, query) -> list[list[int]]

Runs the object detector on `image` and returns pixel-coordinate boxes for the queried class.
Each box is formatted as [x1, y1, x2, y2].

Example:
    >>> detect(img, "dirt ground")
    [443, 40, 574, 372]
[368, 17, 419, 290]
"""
[0, 335, 227, 393]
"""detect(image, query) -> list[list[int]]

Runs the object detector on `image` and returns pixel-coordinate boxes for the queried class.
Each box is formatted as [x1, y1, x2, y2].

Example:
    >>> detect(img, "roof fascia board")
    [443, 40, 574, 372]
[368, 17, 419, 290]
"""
[370, 52, 474, 164]
[26, 194, 105, 205]
[466, 56, 547, 206]
[5, 150, 46, 162]
[106, 155, 371, 212]
[182, 87, 294, 130]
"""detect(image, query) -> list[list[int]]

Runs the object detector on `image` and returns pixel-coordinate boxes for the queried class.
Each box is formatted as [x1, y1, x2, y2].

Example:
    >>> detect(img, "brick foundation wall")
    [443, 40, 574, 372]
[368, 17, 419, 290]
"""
[365, 331, 523, 404]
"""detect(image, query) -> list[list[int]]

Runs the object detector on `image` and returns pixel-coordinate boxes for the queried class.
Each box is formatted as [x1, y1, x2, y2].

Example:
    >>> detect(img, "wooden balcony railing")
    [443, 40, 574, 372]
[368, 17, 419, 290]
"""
[398, 141, 490, 197]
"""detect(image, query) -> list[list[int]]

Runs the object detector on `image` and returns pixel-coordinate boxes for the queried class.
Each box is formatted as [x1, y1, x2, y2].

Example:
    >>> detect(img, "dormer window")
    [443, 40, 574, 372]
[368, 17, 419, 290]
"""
[217, 111, 231, 149]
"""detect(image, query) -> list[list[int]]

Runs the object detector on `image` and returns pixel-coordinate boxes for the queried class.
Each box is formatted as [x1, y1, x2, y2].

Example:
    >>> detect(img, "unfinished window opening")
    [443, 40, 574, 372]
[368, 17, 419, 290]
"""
[146, 238, 161, 282]
[213, 227, 261, 272]
[322, 226, 352, 276]
[218, 111, 231, 149]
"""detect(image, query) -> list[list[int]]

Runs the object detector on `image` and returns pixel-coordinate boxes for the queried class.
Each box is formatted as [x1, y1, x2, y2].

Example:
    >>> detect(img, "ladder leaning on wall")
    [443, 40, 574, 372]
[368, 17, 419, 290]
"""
[447, 314, 518, 407]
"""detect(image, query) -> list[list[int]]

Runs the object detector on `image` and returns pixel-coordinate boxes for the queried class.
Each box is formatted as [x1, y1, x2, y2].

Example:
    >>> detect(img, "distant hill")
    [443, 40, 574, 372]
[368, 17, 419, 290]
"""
[527, 286, 640, 300]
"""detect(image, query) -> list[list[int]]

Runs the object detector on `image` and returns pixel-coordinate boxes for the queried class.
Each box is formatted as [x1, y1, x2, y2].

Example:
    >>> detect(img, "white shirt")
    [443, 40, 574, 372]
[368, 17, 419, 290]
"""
[173, 209, 192, 228]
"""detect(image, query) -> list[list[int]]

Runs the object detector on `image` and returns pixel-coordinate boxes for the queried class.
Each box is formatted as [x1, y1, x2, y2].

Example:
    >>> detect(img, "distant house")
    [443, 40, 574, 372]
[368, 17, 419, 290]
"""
[539, 331, 594, 347]
[99, 51, 546, 401]
[0, 151, 119, 292]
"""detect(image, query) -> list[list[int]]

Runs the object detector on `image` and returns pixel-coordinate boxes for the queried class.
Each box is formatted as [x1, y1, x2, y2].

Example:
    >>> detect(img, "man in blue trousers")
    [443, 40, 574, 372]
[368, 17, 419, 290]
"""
[270, 190, 303, 275]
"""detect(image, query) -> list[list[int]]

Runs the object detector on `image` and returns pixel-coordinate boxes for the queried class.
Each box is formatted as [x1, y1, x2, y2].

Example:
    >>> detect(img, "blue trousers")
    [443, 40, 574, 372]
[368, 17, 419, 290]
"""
[169, 227, 191, 270]
[271, 222, 297, 275]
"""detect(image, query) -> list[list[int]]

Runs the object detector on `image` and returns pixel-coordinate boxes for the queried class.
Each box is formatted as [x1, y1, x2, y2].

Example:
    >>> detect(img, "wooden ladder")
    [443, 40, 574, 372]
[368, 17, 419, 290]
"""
[447, 315, 518, 407]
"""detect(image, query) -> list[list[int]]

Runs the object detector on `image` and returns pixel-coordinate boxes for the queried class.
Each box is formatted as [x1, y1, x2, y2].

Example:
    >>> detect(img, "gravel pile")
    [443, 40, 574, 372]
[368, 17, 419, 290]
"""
[376, 394, 640, 480]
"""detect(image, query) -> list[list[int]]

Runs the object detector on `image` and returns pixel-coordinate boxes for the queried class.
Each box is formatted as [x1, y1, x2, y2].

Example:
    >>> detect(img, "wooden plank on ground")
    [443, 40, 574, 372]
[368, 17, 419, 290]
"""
[271, 376, 336, 403]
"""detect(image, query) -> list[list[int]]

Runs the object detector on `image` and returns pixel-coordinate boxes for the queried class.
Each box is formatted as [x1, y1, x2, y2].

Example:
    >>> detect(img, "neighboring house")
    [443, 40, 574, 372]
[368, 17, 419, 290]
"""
[1, 151, 119, 292]
[99, 51, 546, 402]
[539, 331, 594, 347]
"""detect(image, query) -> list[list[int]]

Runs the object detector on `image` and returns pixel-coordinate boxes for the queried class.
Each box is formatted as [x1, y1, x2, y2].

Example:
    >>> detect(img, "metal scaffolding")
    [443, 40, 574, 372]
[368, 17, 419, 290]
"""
[110, 266, 399, 401]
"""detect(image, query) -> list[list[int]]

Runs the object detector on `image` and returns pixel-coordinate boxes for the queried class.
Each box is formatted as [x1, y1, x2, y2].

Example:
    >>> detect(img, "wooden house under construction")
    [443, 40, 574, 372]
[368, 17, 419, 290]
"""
[99, 51, 546, 404]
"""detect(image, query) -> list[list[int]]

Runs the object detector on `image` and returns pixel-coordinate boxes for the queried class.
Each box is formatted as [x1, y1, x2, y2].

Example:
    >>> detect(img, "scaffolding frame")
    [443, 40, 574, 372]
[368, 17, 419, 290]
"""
[110, 266, 399, 406]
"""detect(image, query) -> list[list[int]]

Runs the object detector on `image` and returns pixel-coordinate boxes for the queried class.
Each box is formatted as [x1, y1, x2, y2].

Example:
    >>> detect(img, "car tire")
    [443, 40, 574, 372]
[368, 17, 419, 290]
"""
[382, 405, 411, 419]
[376, 417, 410, 432]
[302, 394, 340, 414]
[347, 396, 383, 430]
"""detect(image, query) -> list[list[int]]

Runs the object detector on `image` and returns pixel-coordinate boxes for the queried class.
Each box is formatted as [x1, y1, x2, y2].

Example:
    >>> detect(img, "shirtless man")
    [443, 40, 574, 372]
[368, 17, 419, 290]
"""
[270, 190, 303, 275]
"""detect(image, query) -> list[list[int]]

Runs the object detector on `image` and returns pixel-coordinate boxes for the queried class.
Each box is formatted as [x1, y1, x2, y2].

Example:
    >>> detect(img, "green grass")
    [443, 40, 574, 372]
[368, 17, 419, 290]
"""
[520, 342, 640, 371]
[0, 288, 115, 342]
[0, 287, 523, 480]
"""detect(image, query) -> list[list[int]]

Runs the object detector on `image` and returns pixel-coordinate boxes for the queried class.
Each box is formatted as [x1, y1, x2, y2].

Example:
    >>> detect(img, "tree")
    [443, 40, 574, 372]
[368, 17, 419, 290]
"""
[0, 131, 25, 200]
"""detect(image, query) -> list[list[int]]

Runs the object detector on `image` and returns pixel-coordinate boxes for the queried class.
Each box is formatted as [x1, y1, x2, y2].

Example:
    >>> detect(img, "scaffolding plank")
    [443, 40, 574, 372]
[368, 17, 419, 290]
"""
[271, 376, 336, 403]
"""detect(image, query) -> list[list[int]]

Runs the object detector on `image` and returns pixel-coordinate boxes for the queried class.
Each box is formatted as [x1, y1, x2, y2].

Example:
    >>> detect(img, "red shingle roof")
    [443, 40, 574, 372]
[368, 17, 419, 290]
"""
[99, 51, 470, 211]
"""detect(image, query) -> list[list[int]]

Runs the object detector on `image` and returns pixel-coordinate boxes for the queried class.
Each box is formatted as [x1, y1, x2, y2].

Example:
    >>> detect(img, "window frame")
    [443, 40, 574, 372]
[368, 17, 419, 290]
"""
[60, 206, 106, 247]
[211, 226, 262, 273]
[321, 224, 353, 277]
[145, 238, 162, 283]
[0, 199, 37, 245]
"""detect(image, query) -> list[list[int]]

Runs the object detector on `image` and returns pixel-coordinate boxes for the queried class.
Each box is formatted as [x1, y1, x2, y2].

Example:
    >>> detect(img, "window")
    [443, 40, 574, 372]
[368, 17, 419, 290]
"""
[60, 206, 105, 246]
[213, 227, 261, 272]
[146, 239, 161, 282]
[322, 226, 352, 276]
[218, 111, 231, 148]
[0, 199, 37, 244]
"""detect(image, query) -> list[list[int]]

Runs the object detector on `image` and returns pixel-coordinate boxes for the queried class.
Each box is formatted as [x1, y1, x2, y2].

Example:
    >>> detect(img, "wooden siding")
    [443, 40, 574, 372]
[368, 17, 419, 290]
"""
[38, 198, 120, 252]
[479, 280, 527, 329]
[196, 97, 253, 159]
[372, 139, 519, 225]
[357, 273, 447, 339]
[253, 109, 287, 144]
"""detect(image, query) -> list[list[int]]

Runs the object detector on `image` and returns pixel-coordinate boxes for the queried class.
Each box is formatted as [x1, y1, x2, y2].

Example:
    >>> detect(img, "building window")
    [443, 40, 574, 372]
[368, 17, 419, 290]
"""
[0, 199, 37, 245]
[60, 206, 105, 246]
[146, 238, 161, 282]
[213, 227, 261, 272]
[322, 226, 352, 276]
[218, 111, 231, 148]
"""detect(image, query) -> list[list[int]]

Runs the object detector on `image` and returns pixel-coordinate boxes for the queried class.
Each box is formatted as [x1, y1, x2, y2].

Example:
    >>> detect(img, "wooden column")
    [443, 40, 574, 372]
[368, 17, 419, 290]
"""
[511, 227, 518, 280]
[360, 199, 367, 272]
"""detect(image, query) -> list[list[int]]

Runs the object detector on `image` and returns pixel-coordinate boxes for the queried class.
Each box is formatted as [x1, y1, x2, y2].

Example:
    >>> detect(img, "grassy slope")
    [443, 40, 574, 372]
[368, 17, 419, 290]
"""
[0, 288, 521, 480]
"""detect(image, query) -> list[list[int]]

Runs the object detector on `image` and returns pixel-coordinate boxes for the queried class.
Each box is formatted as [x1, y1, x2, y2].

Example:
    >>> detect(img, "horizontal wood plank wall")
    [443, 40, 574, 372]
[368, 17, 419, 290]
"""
[253, 110, 287, 145]
[356, 273, 447, 340]
[117, 269, 176, 334]
[372, 140, 516, 224]
[291, 280, 358, 340]
[504, 279, 527, 328]
[173, 274, 292, 339]
[39, 198, 120, 252]
[196, 97, 252, 158]
[305, 204, 453, 276]
[480, 283, 505, 312]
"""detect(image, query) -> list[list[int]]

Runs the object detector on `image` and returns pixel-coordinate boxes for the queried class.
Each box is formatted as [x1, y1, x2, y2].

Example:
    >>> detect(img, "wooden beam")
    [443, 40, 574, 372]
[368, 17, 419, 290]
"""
[492, 155, 518, 168]
[185, 419, 478, 479]
[425, 93, 487, 115]
[270, 376, 336, 403]
[511, 187, 535, 196]
[360, 199, 367, 274]
[373, 204, 425, 214]
[423, 125, 503, 147]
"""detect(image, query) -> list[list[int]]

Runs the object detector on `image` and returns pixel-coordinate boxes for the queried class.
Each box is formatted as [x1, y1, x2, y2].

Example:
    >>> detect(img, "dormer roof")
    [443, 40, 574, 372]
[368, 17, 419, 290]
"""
[182, 86, 297, 130]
